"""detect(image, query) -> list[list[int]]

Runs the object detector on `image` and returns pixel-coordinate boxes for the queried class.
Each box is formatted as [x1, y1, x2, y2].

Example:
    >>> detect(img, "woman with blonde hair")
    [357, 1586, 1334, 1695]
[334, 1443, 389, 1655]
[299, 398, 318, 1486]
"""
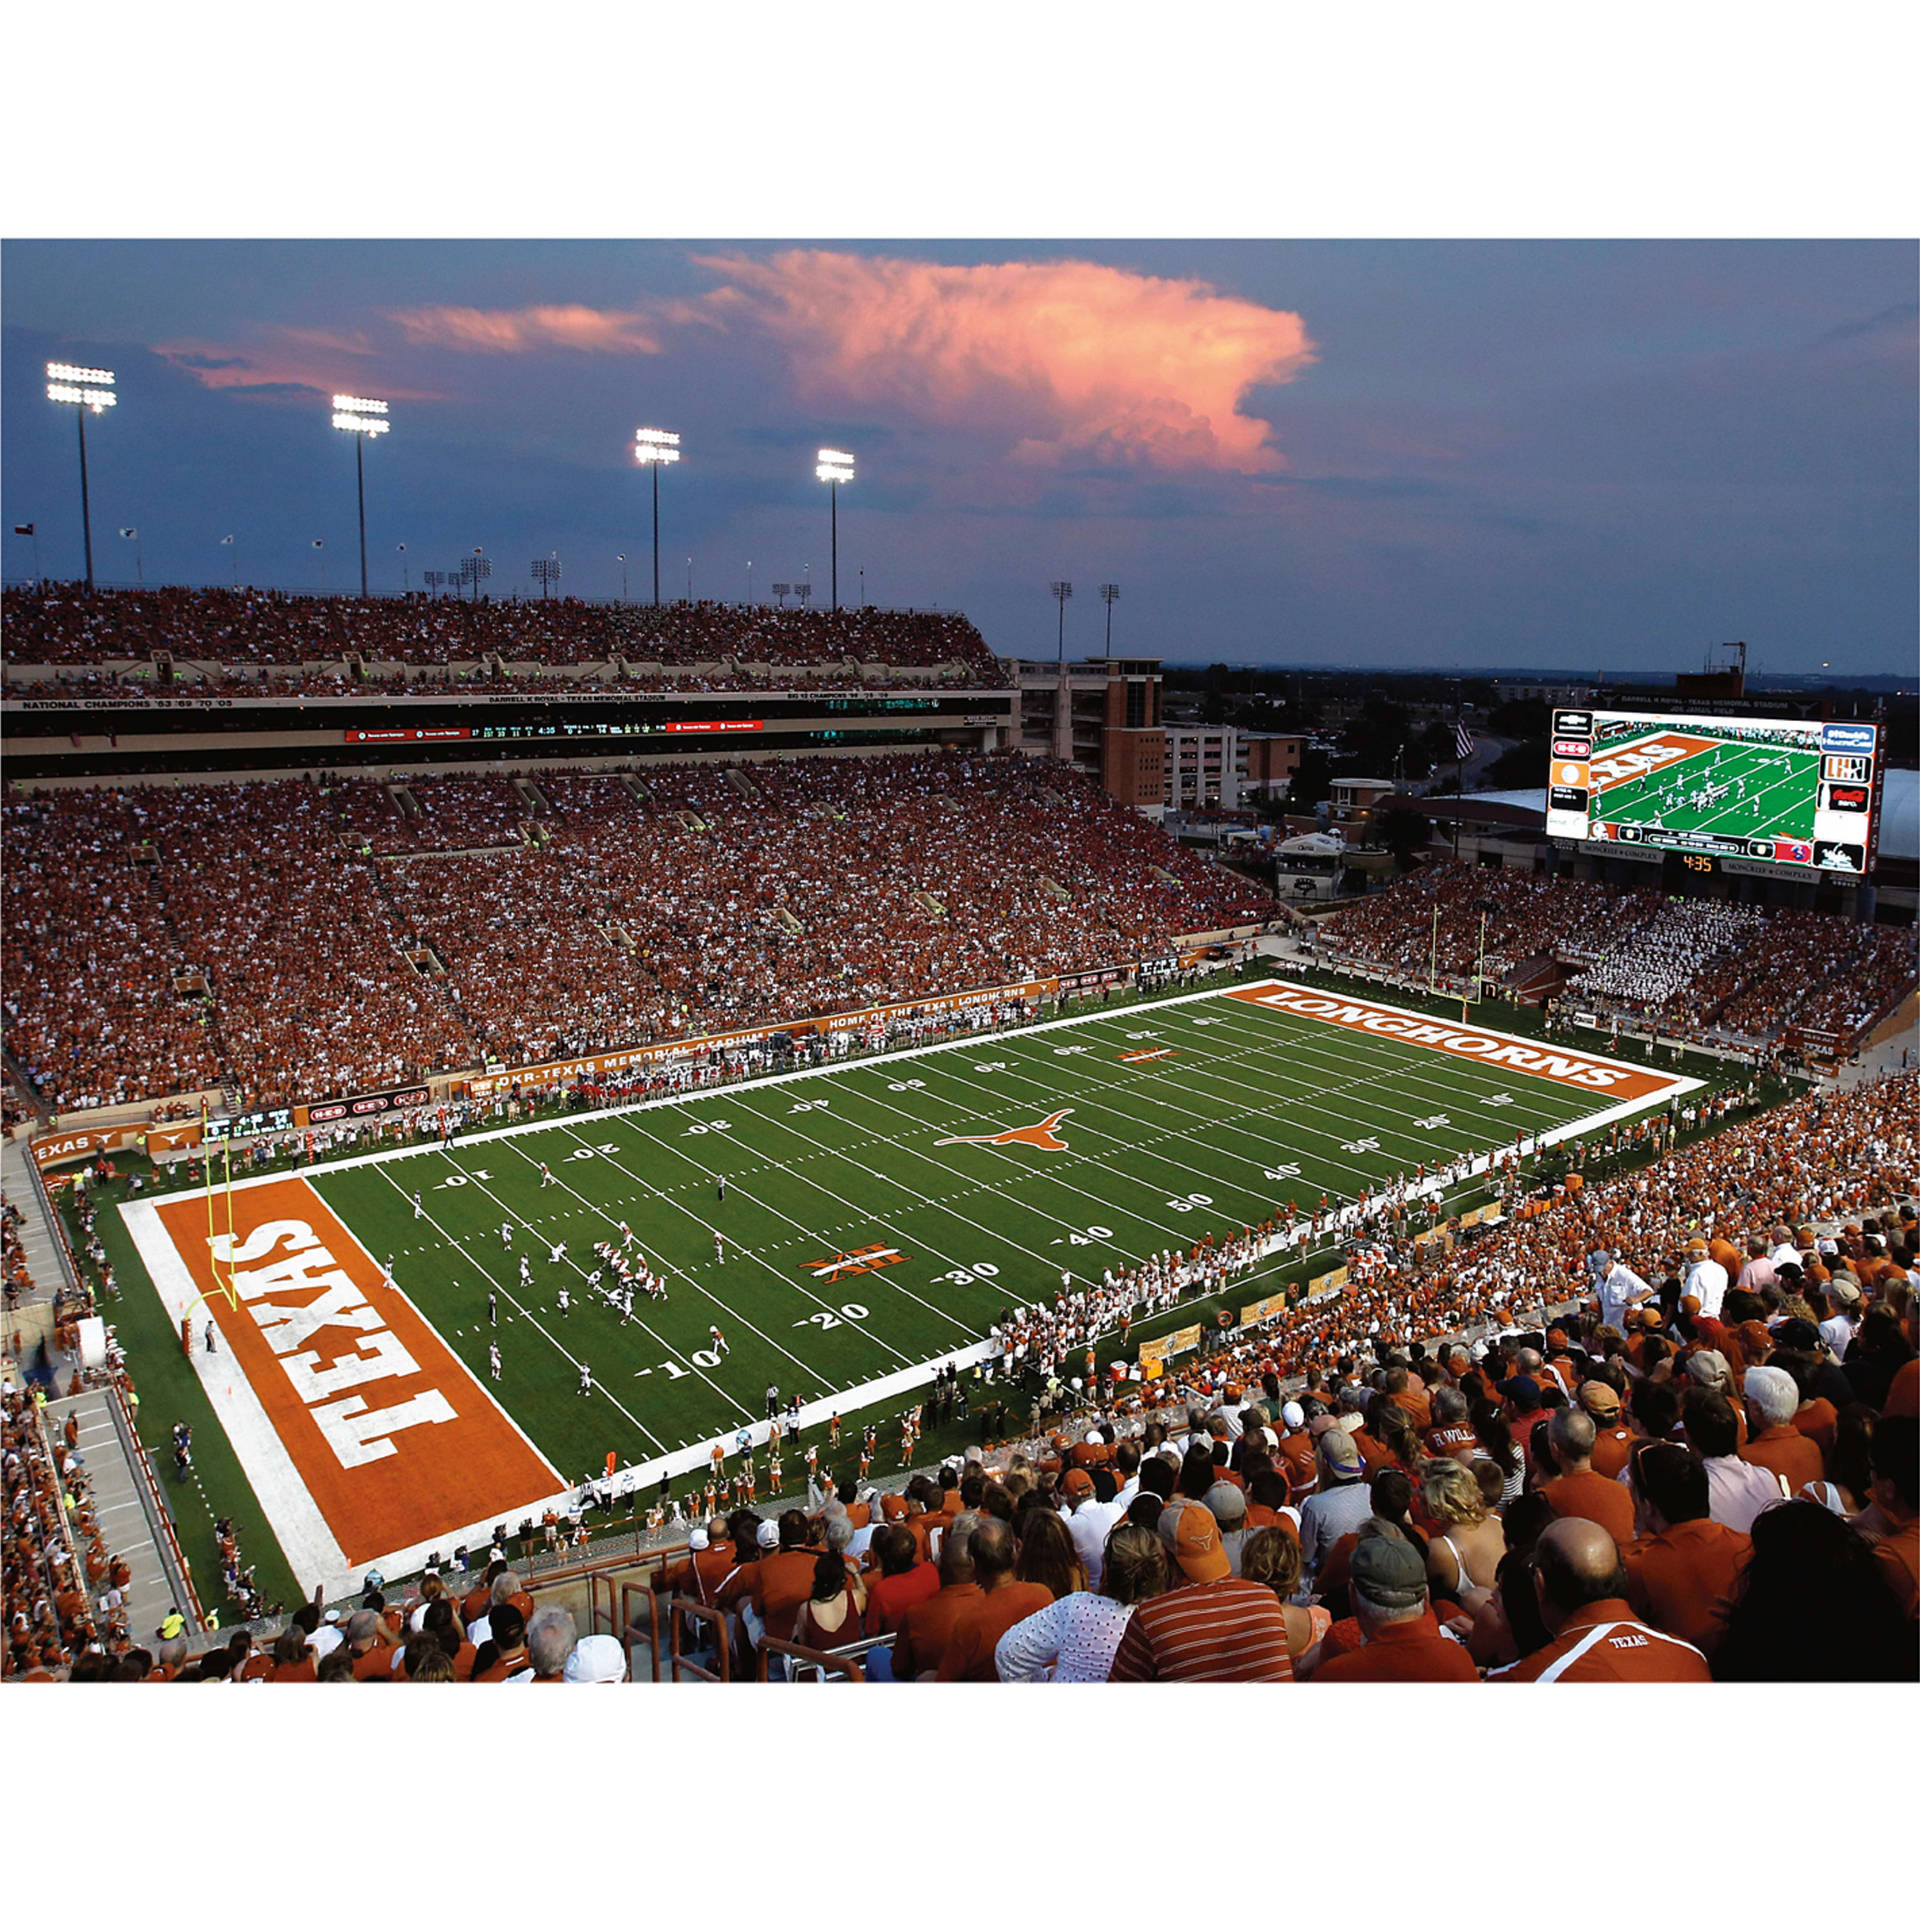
[1419, 1456, 1505, 1612]
[1239, 1524, 1331, 1662]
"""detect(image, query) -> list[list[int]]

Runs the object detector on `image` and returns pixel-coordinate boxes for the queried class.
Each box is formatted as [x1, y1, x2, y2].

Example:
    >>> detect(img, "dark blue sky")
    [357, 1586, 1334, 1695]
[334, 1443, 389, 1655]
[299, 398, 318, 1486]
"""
[4, 239, 1913, 674]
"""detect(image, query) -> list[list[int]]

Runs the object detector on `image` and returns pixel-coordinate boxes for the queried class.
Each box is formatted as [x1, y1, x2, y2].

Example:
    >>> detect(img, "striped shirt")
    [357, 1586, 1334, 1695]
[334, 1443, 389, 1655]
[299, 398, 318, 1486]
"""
[1106, 1578, 1295, 1683]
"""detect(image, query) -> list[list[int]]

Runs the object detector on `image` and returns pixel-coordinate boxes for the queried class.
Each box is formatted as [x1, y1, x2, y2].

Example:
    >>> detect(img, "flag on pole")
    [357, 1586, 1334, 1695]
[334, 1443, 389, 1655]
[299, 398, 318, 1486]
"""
[118, 527, 139, 539]
[219, 534, 234, 545]
[1454, 721, 1474, 761]
[312, 539, 325, 548]
[12, 523, 33, 536]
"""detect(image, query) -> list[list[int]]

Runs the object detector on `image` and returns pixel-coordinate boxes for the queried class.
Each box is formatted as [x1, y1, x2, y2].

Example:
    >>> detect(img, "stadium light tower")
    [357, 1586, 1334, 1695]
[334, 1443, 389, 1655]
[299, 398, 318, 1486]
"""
[633, 426, 680, 607]
[331, 394, 390, 597]
[530, 553, 561, 598]
[1099, 582, 1119, 658]
[1050, 580, 1074, 665]
[816, 447, 854, 611]
[459, 548, 491, 603]
[46, 362, 116, 590]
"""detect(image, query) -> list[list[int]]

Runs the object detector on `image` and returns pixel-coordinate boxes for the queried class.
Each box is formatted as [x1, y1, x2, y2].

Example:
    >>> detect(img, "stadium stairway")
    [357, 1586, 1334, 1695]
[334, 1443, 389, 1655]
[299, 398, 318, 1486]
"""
[66, 1386, 203, 1646]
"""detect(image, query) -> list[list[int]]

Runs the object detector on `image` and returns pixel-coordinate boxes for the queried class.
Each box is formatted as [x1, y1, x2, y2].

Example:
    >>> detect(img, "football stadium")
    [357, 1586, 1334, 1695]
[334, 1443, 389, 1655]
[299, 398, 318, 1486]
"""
[4, 244, 1917, 1707]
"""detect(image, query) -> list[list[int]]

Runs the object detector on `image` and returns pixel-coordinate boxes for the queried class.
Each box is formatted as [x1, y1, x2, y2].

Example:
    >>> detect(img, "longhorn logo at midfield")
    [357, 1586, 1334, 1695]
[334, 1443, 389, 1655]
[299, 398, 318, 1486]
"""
[935, 1108, 1074, 1152]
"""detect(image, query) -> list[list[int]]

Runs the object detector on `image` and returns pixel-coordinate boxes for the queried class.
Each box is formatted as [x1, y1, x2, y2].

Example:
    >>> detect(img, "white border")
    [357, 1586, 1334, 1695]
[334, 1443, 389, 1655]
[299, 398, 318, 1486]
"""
[119, 978, 1702, 1588]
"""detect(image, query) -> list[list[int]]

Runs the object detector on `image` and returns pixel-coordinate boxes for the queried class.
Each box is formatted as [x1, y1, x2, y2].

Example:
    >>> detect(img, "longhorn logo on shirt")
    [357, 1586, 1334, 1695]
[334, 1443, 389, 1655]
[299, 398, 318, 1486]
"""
[803, 1243, 908, 1281]
[935, 1108, 1074, 1152]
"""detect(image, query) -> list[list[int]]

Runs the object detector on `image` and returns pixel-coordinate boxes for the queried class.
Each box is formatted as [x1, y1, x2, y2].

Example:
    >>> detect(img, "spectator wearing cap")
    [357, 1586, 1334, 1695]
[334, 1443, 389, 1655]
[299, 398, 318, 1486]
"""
[1060, 1466, 1125, 1589]
[1739, 1366, 1823, 1498]
[886, 1537, 981, 1682]
[564, 1634, 628, 1683]
[1819, 1276, 1862, 1362]
[471, 1604, 531, 1681]
[1106, 1506, 1294, 1682]
[1683, 1239, 1731, 1322]
[1682, 1388, 1783, 1534]
[1578, 1381, 1634, 1480]
[1597, 1256, 1654, 1333]
[933, 1516, 1054, 1682]
[1308, 1533, 1479, 1684]
[1299, 1430, 1371, 1580]
[1539, 1409, 1635, 1548]
[1273, 1402, 1319, 1500]
[1622, 1444, 1751, 1660]
[995, 1521, 1168, 1683]
[1487, 1517, 1710, 1682]
[1204, 1482, 1251, 1574]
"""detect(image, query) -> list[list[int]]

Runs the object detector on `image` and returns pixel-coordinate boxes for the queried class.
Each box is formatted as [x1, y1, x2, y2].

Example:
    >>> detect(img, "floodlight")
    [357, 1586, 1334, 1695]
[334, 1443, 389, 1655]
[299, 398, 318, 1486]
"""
[633, 426, 682, 604]
[816, 448, 856, 609]
[330, 395, 391, 595]
[816, 448, 855, 483]
[46, 360, 118, 587]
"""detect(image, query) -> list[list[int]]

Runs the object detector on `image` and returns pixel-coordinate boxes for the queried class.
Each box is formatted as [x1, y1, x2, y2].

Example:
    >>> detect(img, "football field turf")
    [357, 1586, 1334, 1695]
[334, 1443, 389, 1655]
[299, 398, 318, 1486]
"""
[122, 978, 1697, 1587]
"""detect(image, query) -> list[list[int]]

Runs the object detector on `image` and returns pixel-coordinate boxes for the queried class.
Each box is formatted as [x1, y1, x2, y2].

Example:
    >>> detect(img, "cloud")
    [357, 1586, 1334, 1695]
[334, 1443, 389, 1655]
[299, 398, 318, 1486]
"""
[387, 303, 664, 355]
[155, 329, 437, 401]
[371, 250, 1316, 473]
[689, 250, 1315, 473]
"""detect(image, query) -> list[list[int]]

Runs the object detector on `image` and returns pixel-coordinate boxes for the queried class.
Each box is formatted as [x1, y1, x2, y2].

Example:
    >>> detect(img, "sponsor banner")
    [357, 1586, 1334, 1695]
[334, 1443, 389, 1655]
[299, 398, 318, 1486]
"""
[1823, 783, 1871, 814]
[460, 982, 1045, 1099]
[345, 727, 472, 744]
[30, 1126, 137, 1168]
[1307, 1267, 1343, 1298]
[1570, 1012, 1600, 1029]
[150, 1176, 563, 1566]
[301, 1083, 432, 1127]
[146, 1123, 204, 1157]
[1458, 1203, 1504, 1229]
[662, 719, 765, 735]
[1822, 753, 1871, 783]
[1552, 710, 1593, 738]
[1057, 965, 1133, 994]
[1228, 982, 1684, 1102]
[1822, 723, 1877, 756]
[1137, 1334, 1174, 1371]
[1550, 737, 1591, 759]
[1168, 1323, 1203, 1356]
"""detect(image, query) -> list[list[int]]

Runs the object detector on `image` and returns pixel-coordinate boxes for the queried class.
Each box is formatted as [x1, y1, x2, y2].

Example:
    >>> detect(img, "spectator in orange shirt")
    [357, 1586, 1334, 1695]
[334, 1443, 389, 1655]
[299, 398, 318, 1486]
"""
[1739, 1366, 1824, 1498]
[933, 1517, 1053, 1682]
[471, 1605, 531, 1681]
[885, 1538, 981, 1681]
[1487, 1519, 1710, 1682]
[268, 1626, 316, 1682]
[865, 1525, 939, 1636]
[1539, 1409, 1636, 1548]
[1573, 1377, 1632, 1476]
[1865, 1414, 1918, 1620]
[1622, 1444, 1750, 1659]
[1308, 1533, 1479, 1683]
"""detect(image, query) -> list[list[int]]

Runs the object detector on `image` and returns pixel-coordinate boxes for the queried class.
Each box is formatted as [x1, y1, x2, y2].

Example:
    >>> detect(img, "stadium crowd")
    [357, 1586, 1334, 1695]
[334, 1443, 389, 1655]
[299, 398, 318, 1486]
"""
[1, 585, 1008, 684]
[1319, 862, 1915, 1050]
[3, 752, 1272, 1112]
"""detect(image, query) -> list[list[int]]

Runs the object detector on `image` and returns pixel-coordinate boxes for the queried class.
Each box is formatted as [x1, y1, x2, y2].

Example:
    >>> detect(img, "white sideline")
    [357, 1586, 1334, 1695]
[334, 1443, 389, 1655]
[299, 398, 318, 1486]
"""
[118, 980, 1703, 1591]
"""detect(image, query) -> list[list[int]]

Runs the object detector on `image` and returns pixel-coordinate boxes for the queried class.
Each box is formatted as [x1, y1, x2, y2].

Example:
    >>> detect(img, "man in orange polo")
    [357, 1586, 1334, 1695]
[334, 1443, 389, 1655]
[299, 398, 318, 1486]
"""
[1540, 1408, 1635, 1547]
[1622, 1444, 1750, 1660]
[1866, 1415, 1918, 1620]
[1488, 1518, 1710, 1682]
[933, 1517, 1053, 1682]
[725, 1511, 818, 1646]
[1579, 1381, 1635, 1481]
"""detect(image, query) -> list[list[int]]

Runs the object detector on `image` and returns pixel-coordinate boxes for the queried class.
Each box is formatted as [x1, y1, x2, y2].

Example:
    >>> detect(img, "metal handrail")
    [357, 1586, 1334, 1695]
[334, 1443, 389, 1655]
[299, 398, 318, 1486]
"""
[662, 1594, 731, 1683]
[754, 1629, 891, 1683]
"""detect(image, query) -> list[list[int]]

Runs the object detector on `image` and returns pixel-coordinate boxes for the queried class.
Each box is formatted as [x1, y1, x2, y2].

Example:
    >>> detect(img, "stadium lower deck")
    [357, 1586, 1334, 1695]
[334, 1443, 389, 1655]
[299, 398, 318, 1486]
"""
[117, 977, 1697, 1589]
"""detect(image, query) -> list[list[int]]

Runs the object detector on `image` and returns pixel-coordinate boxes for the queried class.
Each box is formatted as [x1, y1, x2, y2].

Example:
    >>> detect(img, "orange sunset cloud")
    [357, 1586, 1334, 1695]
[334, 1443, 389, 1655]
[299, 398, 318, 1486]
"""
[387, 303, 665, 355]
[692, 251, 1316, 473]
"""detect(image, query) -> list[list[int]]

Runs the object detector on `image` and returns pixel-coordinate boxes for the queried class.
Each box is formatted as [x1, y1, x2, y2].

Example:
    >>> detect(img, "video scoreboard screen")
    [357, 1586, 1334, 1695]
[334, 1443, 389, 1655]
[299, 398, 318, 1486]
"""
[1545, 709, 1882, 878]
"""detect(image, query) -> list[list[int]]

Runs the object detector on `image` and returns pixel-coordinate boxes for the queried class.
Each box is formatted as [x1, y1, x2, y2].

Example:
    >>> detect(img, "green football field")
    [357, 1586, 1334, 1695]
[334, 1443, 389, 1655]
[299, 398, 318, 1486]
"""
[1594, 732, 1818, 846]
[296, 980, 1662, 1488]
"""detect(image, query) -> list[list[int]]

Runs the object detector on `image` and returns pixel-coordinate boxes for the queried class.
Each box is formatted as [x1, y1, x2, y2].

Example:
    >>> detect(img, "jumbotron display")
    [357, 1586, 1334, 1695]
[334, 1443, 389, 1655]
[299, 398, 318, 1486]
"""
[1545, 708, 1882, 877]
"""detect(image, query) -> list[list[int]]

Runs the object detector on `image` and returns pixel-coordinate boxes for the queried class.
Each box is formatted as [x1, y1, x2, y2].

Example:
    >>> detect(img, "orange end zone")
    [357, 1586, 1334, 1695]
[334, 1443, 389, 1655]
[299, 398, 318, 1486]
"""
[1226, 982, 1688, 1104]
[153, 1175, 564, 1567]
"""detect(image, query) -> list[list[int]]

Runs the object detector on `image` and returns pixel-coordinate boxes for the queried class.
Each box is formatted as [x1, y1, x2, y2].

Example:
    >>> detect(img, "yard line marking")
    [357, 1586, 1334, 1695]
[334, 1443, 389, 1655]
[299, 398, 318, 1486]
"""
[371, 1159, 679, 1446]
[494, 1132, 864, 1385]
